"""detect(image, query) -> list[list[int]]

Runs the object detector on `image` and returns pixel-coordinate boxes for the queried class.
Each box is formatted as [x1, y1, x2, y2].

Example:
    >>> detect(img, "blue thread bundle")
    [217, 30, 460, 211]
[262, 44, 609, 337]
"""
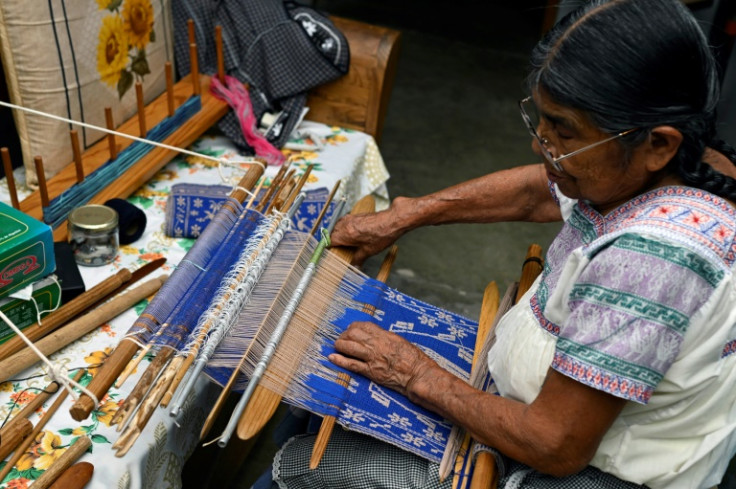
[43, 96, 202, 229]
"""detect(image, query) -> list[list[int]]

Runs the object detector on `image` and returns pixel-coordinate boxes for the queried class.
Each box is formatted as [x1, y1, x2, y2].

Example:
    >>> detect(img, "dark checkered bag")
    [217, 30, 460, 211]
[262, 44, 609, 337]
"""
[172, 0, 349, 150]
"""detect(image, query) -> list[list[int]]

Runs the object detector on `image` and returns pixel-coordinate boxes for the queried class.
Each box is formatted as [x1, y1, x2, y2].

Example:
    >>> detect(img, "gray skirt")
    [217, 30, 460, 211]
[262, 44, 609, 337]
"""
[272, 429, 649, 489]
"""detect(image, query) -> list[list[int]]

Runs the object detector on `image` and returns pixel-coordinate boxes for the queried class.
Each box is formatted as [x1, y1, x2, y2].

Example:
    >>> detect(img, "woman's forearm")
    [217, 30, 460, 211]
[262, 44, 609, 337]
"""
[400, 164, 561, 230]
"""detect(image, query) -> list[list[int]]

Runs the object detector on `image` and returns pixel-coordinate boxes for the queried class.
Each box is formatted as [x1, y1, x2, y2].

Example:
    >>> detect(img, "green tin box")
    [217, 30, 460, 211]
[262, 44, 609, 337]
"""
[0, 275, 61, 344]
[0, 202, 56, 300]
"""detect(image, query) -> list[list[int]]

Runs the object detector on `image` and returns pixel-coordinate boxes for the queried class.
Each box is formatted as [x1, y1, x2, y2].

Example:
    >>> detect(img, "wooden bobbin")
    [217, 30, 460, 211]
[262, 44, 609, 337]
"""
[69, 130, 85, 183]
[0, 147, 19, 209]
[187, 18, 195, 45]
[34, 156, 50, 208]
[165, 61, 175, 117]
[135, 82, 146, 137]
[104, 107, 117, 160]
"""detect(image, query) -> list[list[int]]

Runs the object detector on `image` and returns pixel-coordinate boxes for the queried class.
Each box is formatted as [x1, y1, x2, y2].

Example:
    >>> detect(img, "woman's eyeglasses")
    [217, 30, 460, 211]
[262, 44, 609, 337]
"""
[518, 96, 637, 173]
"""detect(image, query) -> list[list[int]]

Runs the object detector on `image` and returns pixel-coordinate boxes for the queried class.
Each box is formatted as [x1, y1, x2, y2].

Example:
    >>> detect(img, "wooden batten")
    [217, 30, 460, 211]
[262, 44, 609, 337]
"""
[18, 73, 229, 241]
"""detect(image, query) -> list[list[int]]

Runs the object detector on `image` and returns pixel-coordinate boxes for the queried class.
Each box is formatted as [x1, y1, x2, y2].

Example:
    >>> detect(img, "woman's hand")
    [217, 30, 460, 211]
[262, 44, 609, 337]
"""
[330, 197, 414, 266]
[328, 321, 437, 398]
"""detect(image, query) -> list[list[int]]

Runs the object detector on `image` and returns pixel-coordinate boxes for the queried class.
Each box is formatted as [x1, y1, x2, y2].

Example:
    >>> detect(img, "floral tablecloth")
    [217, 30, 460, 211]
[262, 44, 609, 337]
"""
[0, 123, 389, 489]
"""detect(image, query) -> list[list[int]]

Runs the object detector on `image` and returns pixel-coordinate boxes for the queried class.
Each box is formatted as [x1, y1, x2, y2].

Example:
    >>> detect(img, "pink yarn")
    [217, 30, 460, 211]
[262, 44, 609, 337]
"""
[210, 75, 286, 166]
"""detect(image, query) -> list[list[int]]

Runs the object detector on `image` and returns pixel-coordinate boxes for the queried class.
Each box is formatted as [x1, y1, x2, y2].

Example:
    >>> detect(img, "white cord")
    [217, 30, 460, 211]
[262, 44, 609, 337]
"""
[0, 99, 230, 169]
[0, 309, 100, 408]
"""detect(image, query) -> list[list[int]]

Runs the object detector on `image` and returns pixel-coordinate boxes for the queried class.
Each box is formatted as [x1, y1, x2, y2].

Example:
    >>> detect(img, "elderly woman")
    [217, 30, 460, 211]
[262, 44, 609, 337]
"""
[261, 0, 736, 488]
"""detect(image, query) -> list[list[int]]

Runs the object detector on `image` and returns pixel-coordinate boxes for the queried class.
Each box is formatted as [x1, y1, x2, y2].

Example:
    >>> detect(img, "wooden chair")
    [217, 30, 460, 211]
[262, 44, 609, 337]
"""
[306, 16, 401, 144]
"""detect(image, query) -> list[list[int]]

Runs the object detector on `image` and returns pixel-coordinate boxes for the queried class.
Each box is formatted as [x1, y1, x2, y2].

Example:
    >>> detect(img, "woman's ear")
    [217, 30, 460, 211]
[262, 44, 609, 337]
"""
[645, 126, 683, 172]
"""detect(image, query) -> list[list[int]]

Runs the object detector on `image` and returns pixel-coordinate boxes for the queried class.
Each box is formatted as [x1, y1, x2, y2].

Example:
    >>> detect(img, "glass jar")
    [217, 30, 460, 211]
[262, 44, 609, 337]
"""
[67, 205, 119, 266]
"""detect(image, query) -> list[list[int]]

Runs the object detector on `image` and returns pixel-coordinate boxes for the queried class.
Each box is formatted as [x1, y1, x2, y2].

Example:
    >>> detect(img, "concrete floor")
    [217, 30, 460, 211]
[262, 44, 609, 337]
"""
[181, 2, 563, 488]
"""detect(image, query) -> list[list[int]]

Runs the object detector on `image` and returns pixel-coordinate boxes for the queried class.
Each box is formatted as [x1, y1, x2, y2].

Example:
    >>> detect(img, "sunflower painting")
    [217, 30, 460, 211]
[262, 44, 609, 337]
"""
[96, 0, 155, 99]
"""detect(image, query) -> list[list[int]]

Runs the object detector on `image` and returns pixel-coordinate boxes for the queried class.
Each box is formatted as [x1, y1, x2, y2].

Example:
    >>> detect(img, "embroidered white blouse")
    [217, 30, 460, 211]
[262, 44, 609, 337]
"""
[488, 185, 736, 489]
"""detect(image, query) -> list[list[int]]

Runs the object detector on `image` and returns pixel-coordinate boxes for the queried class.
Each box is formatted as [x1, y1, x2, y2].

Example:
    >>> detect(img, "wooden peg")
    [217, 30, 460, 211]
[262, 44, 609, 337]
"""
[165, 61, 175, 117]
[69, 130, 84, 183]
[187, 18, 195, 45]
[104, 107, 117, 160]
[189, 43, 201, 96]
[215, 25, 225, 83]
[1, 147, 19, 209]
[34, 156, 50, 208]
[135, 82, 146, 137]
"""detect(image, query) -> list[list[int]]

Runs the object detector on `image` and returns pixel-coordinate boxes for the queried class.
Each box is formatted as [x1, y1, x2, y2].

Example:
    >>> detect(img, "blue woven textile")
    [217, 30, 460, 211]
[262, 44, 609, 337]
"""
[165, 184, 335, 237]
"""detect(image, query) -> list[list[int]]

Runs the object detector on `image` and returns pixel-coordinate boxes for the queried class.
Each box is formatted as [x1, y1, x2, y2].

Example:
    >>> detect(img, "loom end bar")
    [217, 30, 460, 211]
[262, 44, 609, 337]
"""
[69, 340, 139, 421]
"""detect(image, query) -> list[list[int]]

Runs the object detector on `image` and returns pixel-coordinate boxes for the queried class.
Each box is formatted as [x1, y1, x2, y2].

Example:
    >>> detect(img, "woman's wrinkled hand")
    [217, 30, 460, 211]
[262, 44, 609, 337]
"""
[330, 197, 413, 266]
[328, 321, 436, 399]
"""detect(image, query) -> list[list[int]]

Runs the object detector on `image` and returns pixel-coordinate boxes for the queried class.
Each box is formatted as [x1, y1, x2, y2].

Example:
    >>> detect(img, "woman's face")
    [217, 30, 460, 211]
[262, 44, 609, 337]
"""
[531, 91, 657, 215]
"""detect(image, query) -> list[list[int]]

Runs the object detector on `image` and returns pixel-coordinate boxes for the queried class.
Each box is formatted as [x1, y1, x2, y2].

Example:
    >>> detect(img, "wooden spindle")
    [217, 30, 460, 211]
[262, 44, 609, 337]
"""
[165, 61, 175, 117]
[104, 107, 117, 160]
[34, 156, 50, 208]
[135, 82, 146, 137]
[69, 130, 84, 183]
[189, 43, 201, 96]
[1, 147, 19, 209]
[215, 25, 225, 83]
[31, 435, 91, 489]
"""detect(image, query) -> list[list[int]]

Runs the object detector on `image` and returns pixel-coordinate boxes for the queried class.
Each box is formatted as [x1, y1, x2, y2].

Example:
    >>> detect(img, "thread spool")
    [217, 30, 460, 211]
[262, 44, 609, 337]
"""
[104, 198, 147, 245]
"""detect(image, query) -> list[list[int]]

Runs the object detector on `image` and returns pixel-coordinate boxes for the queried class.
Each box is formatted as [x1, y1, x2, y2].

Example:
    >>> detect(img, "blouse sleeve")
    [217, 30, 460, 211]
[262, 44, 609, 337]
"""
[545, 232, 725, 404]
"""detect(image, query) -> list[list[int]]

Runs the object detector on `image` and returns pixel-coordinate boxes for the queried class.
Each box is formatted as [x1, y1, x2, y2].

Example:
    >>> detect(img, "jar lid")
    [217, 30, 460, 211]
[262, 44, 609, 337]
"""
[68, 205, 119, 231]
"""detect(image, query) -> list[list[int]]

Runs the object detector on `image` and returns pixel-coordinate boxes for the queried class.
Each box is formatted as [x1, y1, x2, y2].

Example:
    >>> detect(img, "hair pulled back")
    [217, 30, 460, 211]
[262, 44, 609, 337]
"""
[528, 0, 736, 201]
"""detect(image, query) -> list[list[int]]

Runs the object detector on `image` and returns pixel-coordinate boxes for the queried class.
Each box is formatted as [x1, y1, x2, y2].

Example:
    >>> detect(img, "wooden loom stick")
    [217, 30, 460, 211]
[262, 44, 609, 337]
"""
[34, 156, 50, 208]
[233, 194, 376, 442]
[0, 380, 60, 455]
[165, 62, 175, 117]
[0, 276, 168, 383]
[254, 163, 290, 213]
[0, 268, 133, 361]
[215, 25, 225, 83]
[190, 43, 201, 96]
[104, 107, 117, 160]
[451, 281, 499, 489]
[31, 435, 91, 489]
[68, 164, 264, 422]
[309, 180, 341, 236]
[48, 462, 94, 489]
[69, 130, 85, 183]
[135, 82, 147, 137]
[1, 147, 20, 209]
[0, 370, 85, 482]
[309, 244, 399, 468]
[18, 72, 230, 242]
[198, 180, 342, 440]
[468, 244, 544, 489]
[0, 418, 32, 461]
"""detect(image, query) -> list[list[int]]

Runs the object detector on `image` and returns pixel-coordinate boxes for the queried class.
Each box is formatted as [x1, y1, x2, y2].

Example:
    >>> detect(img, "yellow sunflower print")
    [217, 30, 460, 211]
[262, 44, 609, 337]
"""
[97, 14, 129, 88]
[123, 0, 154, 49]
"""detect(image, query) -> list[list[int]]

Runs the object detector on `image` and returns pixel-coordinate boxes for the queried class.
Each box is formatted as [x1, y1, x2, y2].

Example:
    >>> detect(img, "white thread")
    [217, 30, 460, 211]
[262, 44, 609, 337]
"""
[0, 100, 222, 166]
[32, 276, 63, 325]
[0, 309, 99, 407]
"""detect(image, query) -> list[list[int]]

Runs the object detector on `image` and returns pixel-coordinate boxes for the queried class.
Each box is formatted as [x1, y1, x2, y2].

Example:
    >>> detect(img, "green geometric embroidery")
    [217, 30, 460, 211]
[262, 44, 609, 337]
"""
[609, 234, 724, 288]
[568, 208, 599, 244]
[557, 337, 663, 387]
[569, 283, 690, 334]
